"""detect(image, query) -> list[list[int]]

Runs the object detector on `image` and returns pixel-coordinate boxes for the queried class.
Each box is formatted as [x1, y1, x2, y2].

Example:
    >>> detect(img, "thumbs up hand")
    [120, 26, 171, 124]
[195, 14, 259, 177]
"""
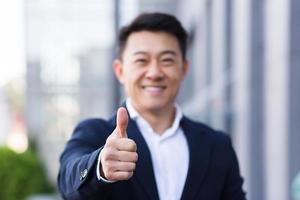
[100, 107, 138, 181]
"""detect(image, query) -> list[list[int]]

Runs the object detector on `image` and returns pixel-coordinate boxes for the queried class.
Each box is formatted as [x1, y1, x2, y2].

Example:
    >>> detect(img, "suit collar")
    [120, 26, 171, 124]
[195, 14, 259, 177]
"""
[125, 115, 212, 200]
[111, 105, 212, 200]
[180, 116, 212, 200]
[127, 118, 160, 200]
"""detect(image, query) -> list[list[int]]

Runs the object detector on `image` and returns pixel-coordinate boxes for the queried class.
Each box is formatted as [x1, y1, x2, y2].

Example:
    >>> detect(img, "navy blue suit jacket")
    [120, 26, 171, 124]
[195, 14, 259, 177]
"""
[58, 111, 246, 200]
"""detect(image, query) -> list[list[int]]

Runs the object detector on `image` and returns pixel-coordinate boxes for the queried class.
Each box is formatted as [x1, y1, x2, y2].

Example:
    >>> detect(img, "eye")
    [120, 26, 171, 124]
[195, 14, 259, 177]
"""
[161, 58, 175, 65]
[135, 58, 148, 65]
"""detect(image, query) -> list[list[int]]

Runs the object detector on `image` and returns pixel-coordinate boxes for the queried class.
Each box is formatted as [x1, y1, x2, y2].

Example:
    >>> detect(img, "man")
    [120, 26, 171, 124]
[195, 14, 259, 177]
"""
[58, 12, 246, 200]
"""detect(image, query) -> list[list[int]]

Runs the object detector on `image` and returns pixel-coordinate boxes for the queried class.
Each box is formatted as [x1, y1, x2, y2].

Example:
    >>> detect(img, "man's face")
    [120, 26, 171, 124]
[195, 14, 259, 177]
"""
[114, 31, 188, 113]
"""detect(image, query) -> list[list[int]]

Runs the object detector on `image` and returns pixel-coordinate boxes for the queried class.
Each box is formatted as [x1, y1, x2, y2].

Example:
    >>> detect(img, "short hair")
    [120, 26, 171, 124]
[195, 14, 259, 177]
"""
[117, 12, 188, 59]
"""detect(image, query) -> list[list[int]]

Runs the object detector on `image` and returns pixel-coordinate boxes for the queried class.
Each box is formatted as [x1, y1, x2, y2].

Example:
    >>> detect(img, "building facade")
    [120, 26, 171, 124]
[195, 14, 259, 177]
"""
[176, 0, 300, 200]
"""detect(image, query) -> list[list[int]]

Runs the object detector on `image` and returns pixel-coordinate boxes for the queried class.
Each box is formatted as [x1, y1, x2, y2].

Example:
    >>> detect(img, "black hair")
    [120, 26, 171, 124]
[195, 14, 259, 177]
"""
[117, 12, 188, 59]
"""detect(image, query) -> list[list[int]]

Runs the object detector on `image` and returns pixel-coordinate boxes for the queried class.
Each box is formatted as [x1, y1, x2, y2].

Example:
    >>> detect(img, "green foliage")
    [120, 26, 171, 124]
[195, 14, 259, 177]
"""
[0, 146, 54, 200]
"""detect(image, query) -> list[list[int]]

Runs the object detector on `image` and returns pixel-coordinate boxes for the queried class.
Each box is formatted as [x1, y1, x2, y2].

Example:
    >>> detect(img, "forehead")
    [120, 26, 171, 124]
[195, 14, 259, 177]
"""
[123, 31, 182, 56]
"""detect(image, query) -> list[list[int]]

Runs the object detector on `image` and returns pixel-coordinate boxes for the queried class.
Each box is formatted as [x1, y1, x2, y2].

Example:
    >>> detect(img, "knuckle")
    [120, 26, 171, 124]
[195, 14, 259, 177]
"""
[131, 162, 136, 170]
[105, 171, 114, 180]
[121, 172, 129, 180]
[127, 172, 134, 179]
[128, 140, 137, 151]
[101, 153, 109, 162]
[106, 137, 115, 146]
[106, 161, 116, 171]
[134, 153, 138, 162]
[102, 149, 112, 161]
[106, 151, 116, 160]
[132, 142, 137, 151]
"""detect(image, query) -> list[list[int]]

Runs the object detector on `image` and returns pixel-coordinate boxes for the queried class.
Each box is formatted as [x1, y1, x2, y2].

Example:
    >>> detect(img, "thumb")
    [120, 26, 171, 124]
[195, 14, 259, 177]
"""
[116, 107, 128, 138]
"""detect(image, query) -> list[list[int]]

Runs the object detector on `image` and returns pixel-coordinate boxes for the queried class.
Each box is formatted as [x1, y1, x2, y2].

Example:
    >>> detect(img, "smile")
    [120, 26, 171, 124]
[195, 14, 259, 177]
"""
[142, 86, 166, 94]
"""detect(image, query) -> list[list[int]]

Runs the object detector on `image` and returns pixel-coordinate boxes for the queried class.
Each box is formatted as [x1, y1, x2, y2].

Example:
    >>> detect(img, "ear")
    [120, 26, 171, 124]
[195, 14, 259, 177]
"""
[181, 60, 189, 80]
[113, 59, 125, 84]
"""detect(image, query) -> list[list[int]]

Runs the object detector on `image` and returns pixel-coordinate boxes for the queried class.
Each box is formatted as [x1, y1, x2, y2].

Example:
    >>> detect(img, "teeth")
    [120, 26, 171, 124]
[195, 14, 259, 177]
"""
[143, 86, 164, 92]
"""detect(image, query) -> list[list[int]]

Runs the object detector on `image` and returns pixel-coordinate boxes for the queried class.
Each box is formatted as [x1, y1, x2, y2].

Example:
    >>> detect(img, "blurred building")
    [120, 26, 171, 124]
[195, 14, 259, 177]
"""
[25, 0, 116, 182]
[0, 0, 26, 148]
[175, 1, 300, 200]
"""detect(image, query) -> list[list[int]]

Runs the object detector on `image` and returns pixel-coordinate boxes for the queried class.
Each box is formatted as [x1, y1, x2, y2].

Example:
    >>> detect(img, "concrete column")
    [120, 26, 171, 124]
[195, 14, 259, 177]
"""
[289, 0, 300, 198]
[210, 0, 227, 130]
[231, 0, 251, 197]
[249, 0, 265, 199]
[264, 0, 290, 199]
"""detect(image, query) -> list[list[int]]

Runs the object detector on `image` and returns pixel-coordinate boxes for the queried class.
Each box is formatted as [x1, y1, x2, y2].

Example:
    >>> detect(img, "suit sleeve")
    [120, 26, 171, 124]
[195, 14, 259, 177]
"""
[221, 136, 247, 200]
[57, 119, 116, 200]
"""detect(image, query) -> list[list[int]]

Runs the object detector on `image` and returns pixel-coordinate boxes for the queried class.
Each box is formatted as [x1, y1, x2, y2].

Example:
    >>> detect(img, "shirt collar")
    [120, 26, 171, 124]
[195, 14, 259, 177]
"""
[125, 98, 183, 138]
[126, 98, 140, 120]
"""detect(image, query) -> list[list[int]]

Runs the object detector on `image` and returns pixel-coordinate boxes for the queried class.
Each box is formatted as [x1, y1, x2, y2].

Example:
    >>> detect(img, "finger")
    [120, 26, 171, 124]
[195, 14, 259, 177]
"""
[106, 137, 137, 152]
[106, 160, 136, 172]
[117, 162, 136, 172]
[106, 151, 138, 162]
[116, 151, 138, 162]
[101, 145, 138, 162]
[115, 138, 137, 152]
[107, 171, 133, 181]
[116, 107, 128, 138]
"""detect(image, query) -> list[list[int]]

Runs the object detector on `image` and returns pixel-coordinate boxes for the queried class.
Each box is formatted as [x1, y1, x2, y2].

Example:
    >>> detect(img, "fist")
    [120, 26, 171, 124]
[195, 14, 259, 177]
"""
[100, 107, 138, 181]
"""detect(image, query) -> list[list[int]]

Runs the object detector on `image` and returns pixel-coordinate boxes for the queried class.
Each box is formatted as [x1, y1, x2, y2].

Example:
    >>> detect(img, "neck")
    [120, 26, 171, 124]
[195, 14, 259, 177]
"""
[136, 105, 176, 135]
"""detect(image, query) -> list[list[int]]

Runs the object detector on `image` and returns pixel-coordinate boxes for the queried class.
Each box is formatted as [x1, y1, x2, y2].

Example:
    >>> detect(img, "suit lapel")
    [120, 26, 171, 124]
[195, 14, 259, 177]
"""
[116, 104, 211, 200]
[180, 116, 212, 200]
[127, 118, 160, 200]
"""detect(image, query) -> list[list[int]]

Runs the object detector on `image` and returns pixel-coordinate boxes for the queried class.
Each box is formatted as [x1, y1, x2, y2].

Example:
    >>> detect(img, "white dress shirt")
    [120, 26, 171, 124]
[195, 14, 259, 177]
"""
[97, 99, 189, 200]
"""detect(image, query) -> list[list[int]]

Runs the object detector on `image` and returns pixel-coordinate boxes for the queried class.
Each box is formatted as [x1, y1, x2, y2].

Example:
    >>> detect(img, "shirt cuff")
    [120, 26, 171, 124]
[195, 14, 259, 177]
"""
[96, 148, 116, 183]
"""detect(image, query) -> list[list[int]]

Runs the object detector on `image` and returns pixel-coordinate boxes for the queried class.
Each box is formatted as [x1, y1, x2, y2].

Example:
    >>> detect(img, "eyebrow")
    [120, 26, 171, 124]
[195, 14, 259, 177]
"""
[133, 51, 147, 56]
[133, 50, 177, 56]
[160, 50, 177, 56]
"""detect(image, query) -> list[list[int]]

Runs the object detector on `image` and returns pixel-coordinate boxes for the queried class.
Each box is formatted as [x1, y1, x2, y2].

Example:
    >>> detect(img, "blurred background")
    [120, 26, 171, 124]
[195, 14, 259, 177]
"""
[0, 0, 299, 200]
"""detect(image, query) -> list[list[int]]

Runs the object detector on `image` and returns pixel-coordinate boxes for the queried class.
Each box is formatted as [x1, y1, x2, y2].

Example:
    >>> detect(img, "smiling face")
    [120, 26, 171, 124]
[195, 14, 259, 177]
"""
[114, 31, 188, 115]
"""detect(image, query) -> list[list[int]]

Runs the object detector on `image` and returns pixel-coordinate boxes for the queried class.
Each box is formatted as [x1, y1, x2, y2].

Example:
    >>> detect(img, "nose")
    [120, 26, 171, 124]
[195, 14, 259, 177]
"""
[145, 61, 164, 80]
